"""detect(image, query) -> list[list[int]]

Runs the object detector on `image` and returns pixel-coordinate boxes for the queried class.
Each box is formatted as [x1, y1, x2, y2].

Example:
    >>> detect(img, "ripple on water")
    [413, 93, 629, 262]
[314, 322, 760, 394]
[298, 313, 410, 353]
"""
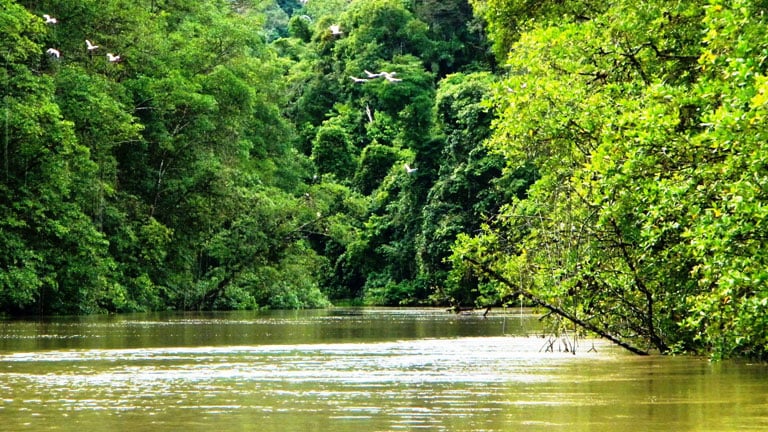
[0, 335, 621, 419]
[0, 335, 625, 430]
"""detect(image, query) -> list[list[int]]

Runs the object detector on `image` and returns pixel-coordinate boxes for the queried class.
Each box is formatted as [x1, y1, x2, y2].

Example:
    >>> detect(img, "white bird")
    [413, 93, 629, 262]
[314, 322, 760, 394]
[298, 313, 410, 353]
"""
[85, 39, 99, 51]
[350, 76, 368, 83]
[382, 72, 402, 82]
[46, 48, 60, 58]
[43, 14, 58, 24]
[106, 53, 121, 62]
[404, 163, 418, 174]
[329, 24, 342, 35]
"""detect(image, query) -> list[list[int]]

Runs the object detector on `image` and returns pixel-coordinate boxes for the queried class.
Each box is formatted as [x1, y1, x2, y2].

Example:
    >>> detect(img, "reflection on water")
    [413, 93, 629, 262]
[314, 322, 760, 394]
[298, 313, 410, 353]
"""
[1, 308, 767, 432]
[0, 308, 534, 351]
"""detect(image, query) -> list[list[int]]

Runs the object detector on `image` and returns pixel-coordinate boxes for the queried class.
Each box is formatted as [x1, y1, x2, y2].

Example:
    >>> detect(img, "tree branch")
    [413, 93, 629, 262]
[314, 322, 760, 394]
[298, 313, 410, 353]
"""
[464, 256, 649, 355]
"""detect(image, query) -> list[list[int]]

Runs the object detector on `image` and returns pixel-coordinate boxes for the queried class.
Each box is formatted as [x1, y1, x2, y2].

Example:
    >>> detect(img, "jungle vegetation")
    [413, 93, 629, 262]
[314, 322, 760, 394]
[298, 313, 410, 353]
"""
[2, 0, 767, 359]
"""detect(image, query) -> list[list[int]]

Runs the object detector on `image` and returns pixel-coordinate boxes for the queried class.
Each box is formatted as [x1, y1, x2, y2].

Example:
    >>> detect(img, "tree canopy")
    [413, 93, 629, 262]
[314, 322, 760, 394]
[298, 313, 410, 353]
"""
[455, 0, 768, 359]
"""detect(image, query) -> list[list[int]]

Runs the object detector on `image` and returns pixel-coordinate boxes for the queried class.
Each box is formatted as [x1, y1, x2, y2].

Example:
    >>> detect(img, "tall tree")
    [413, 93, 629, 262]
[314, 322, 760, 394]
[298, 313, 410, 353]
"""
[1, 1, 122, 314]
[420, 72, 534, 308]
[453, 0, 715, 354]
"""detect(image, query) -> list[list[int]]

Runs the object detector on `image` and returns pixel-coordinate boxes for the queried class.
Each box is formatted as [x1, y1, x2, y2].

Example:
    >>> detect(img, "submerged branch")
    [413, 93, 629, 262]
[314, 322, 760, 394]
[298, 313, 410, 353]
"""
[464, 257, 649, 355]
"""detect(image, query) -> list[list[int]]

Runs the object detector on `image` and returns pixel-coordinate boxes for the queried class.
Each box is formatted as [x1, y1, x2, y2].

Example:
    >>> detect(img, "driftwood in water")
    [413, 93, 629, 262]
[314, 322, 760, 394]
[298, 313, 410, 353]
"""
[464, 257, 648, 356]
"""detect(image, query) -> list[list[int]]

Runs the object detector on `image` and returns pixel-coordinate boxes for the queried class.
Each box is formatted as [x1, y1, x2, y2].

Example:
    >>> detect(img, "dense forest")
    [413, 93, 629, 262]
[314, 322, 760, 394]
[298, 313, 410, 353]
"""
[2, 0, 767, 359]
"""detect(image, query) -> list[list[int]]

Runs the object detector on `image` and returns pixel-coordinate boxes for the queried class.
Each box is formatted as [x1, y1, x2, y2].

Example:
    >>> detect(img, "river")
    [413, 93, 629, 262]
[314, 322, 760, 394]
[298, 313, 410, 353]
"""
[1, 308, 766, 431]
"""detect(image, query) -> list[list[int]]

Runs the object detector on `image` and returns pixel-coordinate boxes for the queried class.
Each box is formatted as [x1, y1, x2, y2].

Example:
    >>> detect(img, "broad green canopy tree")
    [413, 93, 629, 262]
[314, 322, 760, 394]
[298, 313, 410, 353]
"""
[109, 0, 328, 309]
[680, 0, 768, 359]
[1, 0, 122, 314]
[1, 0, 337, 313]
[456, 0, 768, 359]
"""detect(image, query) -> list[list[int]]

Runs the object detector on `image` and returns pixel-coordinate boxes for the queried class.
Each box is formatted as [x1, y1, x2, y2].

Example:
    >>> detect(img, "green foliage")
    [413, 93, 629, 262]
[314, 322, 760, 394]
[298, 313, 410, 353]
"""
[311, 123, 357, 181]
[0, 0, 338, 314]
[1, 0, 122, 314]
[453, 0, 768, 359]
[420, 72, 535, 307]
[674, 0, 768, 359]
[469, 0, 608, 62]
[337, 0, 434, 68]
[457, 1, 707, 353]
[363, 272, 423, 305]
[353, 143, 399, 194]
[412, 0, 494, 74]
[288, 15, 312, 42]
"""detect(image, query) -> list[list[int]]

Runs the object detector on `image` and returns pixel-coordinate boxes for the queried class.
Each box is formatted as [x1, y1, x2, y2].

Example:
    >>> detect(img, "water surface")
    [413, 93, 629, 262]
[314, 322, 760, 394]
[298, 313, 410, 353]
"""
[1, 308, 766, 431]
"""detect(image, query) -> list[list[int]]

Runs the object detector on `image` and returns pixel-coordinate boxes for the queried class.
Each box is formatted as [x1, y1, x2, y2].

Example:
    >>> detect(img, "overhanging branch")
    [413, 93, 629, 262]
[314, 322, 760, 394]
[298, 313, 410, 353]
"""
[464, 256, 649, 355]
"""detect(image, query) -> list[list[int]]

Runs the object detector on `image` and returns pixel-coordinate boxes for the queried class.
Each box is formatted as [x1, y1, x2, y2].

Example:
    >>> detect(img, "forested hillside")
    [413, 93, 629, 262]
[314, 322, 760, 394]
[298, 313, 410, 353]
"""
[2, 0, 768, 359]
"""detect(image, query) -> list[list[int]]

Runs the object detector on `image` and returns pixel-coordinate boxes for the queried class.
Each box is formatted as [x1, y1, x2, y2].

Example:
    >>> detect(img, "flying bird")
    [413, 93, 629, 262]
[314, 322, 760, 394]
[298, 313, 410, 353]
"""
[404, 163, 417, 174]
[382, 72, 402, 82]
[43, 14, 58, 24]
[85, 39, 99, 51]
[46, 48, 60, 58]
[329, 24, 342, 35]
[107, 53, 121, 62]
[350, 76, 368, 83]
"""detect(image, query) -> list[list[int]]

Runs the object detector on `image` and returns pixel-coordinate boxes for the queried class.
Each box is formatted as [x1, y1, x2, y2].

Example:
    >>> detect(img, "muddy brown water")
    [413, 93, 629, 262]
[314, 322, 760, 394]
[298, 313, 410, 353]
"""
[1, 308, 766, 431]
